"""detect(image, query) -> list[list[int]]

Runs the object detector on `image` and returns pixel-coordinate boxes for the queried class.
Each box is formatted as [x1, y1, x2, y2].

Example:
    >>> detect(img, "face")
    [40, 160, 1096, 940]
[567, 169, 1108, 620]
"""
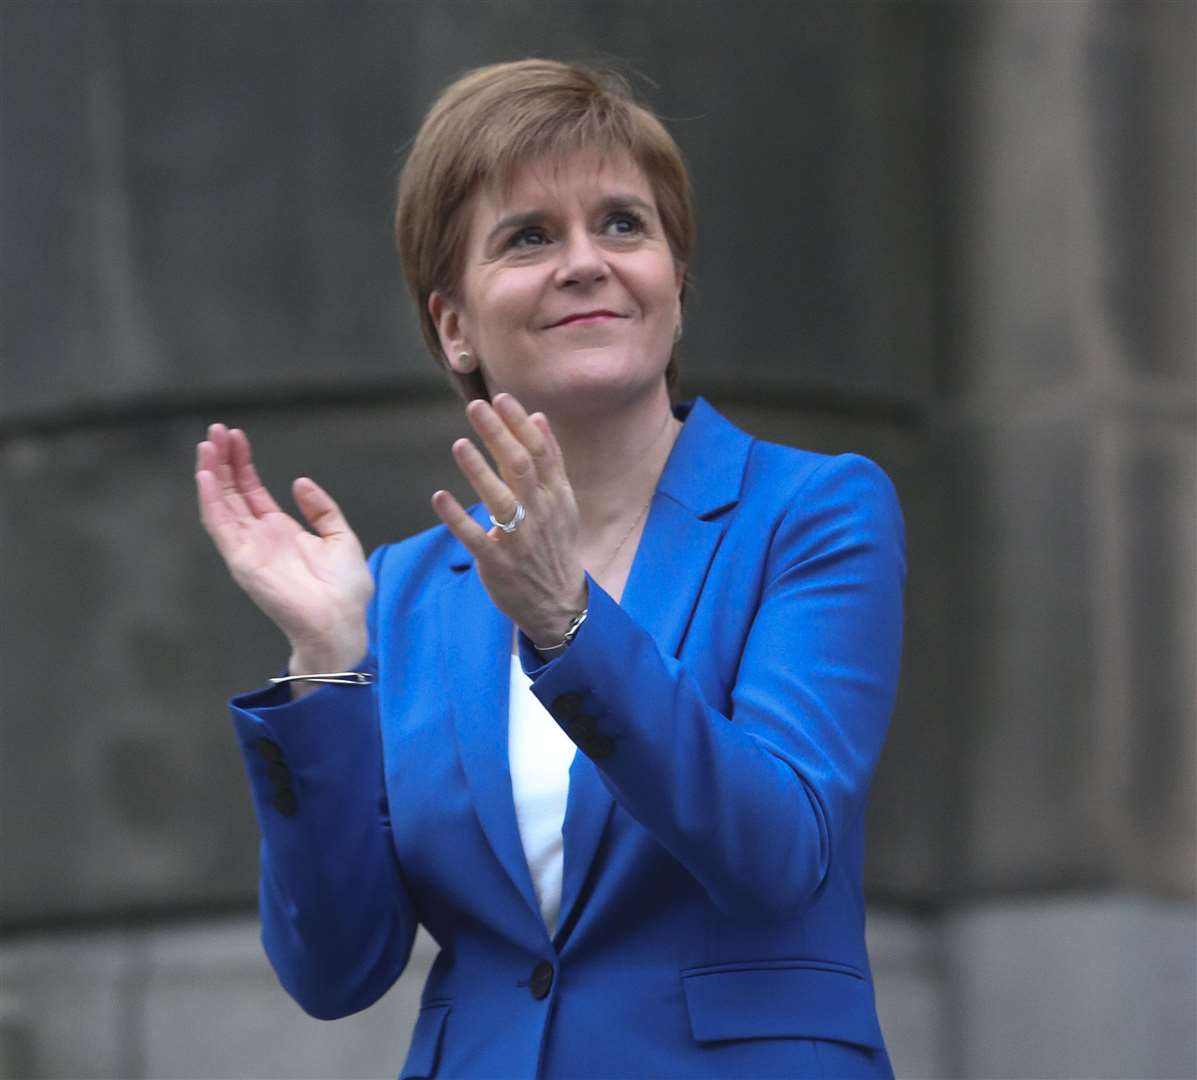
[430, 149, 683, 416]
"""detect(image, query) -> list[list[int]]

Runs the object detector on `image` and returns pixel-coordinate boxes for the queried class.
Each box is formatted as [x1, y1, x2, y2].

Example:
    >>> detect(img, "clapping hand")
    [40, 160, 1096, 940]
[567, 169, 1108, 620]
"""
[431, 393, 587, 650]
[195, 424, 373, 677]
[197, 395, 584, 676]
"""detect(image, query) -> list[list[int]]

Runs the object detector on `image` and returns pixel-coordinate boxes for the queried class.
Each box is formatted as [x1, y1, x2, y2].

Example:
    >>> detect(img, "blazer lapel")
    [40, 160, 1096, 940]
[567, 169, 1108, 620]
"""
[554, 397, 751, 940]
[439, 539, 543, 925]
[624, 397, 749, 656]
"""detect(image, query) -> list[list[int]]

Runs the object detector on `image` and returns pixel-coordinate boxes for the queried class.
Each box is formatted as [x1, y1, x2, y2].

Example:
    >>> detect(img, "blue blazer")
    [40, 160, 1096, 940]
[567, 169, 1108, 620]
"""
[230, 397, 905, 1079]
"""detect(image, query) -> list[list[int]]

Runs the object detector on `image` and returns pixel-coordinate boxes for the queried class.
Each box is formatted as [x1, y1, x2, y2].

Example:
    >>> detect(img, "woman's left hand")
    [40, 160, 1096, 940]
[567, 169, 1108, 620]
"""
[431, 393, 588, 649]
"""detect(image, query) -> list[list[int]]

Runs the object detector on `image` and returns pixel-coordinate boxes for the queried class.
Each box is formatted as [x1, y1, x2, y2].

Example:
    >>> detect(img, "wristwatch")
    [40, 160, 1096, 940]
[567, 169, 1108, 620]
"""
[534, 608, 588, 659]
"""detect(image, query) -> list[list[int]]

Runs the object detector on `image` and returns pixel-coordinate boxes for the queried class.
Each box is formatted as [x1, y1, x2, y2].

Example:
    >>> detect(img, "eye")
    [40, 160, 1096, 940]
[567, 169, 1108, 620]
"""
[603, 210, 645, 237]
[508, 225, 551, 249]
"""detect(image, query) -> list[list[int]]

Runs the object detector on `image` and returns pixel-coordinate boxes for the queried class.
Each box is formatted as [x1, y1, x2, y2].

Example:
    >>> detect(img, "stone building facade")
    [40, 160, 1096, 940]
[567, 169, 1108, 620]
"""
[1, 3, 1193, 1077]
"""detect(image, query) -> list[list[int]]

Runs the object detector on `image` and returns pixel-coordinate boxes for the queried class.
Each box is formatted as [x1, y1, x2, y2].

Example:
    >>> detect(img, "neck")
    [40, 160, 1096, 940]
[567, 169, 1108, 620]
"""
[548, 382, 681, 538]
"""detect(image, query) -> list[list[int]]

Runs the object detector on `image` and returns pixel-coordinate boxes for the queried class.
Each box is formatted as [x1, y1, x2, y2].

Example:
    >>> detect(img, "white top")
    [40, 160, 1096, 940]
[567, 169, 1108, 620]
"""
[507, 654, 576, 937]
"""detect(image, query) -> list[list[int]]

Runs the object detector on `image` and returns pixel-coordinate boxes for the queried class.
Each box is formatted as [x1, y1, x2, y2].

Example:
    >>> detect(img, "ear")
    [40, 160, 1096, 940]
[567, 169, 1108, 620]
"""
[428, 291, 476, 373]
[672, 262, 686, 331]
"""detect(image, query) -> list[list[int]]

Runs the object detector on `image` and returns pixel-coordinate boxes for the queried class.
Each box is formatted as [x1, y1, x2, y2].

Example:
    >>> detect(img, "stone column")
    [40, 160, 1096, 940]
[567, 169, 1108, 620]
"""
[927, 2, 1195, 1075]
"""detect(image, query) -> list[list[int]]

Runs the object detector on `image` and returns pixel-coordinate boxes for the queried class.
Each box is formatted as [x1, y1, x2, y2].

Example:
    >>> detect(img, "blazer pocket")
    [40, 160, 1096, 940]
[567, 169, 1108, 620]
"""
[681, 960, 884, 1049]
[400, 1002, 451, 1080]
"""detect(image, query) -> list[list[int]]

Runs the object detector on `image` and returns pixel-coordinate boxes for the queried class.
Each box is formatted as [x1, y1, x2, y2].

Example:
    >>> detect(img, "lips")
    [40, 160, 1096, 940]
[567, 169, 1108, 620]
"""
[548, 310, 623, 328]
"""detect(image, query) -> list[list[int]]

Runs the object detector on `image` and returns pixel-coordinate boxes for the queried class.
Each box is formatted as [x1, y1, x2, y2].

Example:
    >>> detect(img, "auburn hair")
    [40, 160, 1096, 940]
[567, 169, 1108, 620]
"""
[395, 59, 694, 401]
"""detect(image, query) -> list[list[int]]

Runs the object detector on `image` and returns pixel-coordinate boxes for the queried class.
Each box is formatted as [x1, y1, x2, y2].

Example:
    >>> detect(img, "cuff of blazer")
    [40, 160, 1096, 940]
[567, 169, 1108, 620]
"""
[229, 652, 378, 768]
[521, 577, 631, 761]
[515, 573, 598, 681]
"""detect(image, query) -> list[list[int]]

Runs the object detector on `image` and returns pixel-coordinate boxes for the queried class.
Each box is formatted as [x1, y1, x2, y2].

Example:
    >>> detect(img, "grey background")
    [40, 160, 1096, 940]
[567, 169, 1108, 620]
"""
[1, 1, 1193, 1078]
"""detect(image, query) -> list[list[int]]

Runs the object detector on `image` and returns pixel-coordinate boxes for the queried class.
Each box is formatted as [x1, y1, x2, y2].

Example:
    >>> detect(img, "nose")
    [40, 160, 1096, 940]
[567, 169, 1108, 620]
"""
[554, 226, 608, 288]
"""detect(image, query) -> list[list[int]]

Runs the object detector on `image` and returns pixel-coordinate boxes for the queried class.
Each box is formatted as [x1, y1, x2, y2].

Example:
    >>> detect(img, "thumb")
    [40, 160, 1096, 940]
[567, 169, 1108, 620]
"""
[293, 477, 351, 539]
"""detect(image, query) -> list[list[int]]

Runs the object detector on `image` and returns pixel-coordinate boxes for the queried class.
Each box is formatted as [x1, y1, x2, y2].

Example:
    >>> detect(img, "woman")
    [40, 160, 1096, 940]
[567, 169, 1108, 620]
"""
[196, 60, 905, 1079]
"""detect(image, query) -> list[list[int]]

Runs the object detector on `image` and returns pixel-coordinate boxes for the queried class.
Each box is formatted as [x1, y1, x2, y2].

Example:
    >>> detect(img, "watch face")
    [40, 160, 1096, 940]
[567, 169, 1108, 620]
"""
[535, 609, 587, 656]
[564, 608, 588, 643]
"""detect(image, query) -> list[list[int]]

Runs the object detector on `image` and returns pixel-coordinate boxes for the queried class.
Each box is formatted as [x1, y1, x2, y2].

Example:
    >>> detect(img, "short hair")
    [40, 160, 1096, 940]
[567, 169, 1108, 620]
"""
[395, 59, 694, 401]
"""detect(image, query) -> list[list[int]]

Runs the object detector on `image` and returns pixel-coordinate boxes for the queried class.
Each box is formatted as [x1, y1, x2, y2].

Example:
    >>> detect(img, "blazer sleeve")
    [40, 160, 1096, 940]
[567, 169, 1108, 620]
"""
[520, 453, 906, 922]
[228, 545, 417, 1020]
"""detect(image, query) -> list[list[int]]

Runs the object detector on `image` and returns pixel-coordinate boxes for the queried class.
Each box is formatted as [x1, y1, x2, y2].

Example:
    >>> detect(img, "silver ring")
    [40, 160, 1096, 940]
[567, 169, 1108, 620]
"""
[489, 500, 525, 534]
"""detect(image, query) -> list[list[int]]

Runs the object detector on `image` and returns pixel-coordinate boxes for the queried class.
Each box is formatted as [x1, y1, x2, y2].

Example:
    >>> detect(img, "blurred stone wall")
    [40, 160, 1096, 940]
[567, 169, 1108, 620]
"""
[1, 2, 1193, 1078]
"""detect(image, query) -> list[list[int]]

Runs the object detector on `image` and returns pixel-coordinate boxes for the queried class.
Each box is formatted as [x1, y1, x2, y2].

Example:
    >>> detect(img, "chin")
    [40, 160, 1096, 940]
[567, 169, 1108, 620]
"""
[485, 340, 671, 415]
[540, 368, 668, 420]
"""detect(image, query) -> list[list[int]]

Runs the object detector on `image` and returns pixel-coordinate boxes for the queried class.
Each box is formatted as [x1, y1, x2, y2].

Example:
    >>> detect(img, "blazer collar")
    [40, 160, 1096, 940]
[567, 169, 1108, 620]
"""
[656, 396, 748, 520]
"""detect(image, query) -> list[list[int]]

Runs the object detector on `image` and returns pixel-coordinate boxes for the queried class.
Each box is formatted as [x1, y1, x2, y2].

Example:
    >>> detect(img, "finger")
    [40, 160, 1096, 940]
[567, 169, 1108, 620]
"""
[431, 488, 492, 557]
[196, 438, 250, 524]
[206, 423, 253, 521]
[206, 423, 231, 475]
[529, 411, 565, 475]
[465, 400, 538, 495]
[451, 438, 522, 525]
[292, 477, 352, 539]
[196, 438, 219, 475]
[228, 428, 282, 516]
[195, 468, 242, 557]
[492, 393, 550, 468]
[495, 395, 567, 495]
[530, 412, 570, 488]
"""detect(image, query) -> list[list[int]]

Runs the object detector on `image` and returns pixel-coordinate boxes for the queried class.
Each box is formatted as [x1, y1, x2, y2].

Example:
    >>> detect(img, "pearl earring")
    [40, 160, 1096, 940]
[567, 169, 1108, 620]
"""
[456, 351, 474, 371]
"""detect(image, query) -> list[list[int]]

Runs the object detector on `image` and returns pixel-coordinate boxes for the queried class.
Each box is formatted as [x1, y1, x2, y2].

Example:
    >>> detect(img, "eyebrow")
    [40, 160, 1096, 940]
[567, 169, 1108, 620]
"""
[484, 193, 656, 246]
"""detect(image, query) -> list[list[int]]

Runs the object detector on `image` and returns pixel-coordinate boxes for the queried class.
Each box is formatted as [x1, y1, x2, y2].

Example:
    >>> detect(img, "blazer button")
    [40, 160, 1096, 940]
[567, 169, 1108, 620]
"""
[551, 692, 583, 719]
[256, 738, 285, 764]
[272, 788, 298, 817]
[571, 715, 597, 740]
[584, 734, 614, 760]
[265, 761, 290, 786]
[529, 960, 554, 1000]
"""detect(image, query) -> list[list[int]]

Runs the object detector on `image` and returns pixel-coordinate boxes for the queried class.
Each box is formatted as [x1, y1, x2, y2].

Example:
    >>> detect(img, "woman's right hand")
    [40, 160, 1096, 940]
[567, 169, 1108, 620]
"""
[195, 423, 373, 676]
